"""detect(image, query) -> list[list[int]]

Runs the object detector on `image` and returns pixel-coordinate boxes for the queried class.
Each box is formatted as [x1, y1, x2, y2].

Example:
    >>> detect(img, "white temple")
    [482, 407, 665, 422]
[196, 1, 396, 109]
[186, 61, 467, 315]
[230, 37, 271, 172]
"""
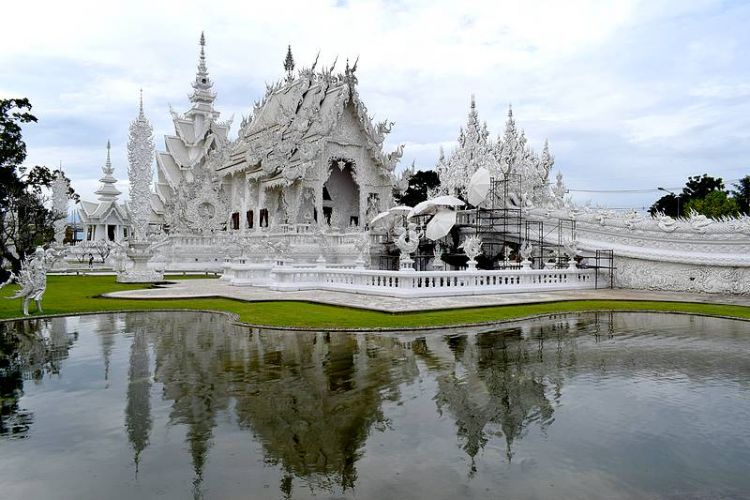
[70, 33, 750, 295]
[77, 141, 130, 242]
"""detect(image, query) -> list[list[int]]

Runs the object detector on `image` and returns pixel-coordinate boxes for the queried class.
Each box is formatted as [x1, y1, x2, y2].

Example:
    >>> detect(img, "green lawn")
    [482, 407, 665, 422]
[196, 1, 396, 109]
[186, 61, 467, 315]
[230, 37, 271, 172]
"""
[1, 275, 749, 329]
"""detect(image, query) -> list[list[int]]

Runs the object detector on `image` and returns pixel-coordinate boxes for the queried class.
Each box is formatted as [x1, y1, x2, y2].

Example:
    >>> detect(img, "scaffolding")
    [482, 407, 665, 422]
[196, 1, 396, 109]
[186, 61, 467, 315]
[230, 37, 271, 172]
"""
[374, 178, 615, 288]
[466, 178, 614, 288]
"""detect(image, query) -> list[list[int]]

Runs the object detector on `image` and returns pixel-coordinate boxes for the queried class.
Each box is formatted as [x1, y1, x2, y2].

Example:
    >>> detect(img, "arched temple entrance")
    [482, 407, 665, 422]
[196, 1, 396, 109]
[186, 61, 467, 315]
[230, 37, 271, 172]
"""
[324, 158, 360, 228]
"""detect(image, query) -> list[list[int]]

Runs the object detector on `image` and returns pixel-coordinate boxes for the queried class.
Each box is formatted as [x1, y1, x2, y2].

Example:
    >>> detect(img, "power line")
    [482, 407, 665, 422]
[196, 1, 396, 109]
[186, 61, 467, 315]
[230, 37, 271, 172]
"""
[566, 178, 744, 194]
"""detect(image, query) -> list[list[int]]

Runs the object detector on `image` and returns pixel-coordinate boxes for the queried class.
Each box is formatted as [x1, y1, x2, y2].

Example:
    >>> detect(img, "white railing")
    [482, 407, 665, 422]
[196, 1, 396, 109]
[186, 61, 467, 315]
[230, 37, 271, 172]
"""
[224, 262, 597, 297]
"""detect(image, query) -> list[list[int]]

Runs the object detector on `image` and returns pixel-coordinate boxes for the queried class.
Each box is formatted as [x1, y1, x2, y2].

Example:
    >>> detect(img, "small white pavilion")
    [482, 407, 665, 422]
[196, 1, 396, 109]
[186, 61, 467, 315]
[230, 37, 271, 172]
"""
[78, 141, 131, 242]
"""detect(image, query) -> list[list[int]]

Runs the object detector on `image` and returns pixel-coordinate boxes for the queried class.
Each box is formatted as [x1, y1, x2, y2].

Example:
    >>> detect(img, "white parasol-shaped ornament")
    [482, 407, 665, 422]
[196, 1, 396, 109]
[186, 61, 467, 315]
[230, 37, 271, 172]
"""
[389, 205, 414, 215]
[425, 209, 457, 240]
[409, 195, 465, 218]
[369, 210, 392, 226]
[467, 167, 491, 206]
[370, 205, 413, 227]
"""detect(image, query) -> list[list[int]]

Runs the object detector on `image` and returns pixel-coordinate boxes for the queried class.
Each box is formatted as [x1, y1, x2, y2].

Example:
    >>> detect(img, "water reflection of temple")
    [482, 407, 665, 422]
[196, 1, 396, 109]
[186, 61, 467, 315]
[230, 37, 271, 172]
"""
[4, 311, 748, 497]
[411, 322, 565, 465]
[127, 312, 417, 496]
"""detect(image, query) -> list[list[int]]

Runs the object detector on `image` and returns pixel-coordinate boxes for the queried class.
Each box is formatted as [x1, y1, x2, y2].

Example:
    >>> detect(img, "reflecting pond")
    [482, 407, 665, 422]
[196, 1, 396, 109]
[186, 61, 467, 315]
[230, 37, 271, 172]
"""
[1, 311, 749, 499]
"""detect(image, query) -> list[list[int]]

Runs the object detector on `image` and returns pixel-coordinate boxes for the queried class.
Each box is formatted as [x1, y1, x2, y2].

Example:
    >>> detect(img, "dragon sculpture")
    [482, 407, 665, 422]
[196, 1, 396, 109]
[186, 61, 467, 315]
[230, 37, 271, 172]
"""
[1, 247, 60, 316]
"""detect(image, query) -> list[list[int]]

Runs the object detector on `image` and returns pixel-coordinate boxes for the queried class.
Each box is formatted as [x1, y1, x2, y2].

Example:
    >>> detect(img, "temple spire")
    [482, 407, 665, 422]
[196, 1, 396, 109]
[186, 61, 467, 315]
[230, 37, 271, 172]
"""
[190, 31, 215, 106]
[139, 89, 144, 118]
[284, 44, 295, 74]
[95, 140, 120, 202]
[104, 140, 113, 175]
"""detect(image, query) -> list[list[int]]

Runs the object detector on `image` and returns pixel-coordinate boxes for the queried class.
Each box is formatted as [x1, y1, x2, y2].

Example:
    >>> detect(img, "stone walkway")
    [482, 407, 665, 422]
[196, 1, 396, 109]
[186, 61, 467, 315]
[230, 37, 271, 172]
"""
[103, 279, 750, 313]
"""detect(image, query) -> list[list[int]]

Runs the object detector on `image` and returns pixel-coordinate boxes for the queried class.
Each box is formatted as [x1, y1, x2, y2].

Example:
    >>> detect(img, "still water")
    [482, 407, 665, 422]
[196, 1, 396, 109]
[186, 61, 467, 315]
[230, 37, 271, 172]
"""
[0, 311, 749, 499]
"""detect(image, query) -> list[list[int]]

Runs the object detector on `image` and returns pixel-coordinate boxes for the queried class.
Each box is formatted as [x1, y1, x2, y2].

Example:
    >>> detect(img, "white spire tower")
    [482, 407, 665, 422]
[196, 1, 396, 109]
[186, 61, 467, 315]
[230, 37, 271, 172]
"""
[189, 31, 217, 112]
[95, 140, 121, 202]
[127, 95, 155, 241]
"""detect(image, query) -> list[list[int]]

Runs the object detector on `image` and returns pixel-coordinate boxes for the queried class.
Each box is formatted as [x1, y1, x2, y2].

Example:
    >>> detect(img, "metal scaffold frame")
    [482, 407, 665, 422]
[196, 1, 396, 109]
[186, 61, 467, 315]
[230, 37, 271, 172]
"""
[463, 178, 615, 288]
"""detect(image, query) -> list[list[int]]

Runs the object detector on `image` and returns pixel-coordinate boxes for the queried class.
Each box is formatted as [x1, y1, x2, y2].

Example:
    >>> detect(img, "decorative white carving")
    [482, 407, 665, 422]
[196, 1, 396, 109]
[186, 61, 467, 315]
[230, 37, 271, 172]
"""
[127, 99, 155, 242]
[1, 246, 60, 315]
[120, 98, 164, 283]
[459, 235, 483, 270]
[50, 171, 69, 245]
[394, 222, 421, 270]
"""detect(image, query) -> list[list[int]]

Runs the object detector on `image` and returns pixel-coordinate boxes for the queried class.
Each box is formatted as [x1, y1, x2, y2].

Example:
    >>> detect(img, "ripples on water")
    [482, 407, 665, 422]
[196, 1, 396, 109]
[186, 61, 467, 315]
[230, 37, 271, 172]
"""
[0, 311, 749, 499]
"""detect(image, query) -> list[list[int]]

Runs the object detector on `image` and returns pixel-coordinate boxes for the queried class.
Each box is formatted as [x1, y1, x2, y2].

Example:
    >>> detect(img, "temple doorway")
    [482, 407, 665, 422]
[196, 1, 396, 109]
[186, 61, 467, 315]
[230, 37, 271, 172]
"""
[324, 158, 359, 228]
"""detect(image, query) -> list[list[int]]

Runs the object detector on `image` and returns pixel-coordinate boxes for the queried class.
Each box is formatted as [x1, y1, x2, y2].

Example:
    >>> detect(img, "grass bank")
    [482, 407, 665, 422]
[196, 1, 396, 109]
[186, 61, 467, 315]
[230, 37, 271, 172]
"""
[1, 275, 749, 330]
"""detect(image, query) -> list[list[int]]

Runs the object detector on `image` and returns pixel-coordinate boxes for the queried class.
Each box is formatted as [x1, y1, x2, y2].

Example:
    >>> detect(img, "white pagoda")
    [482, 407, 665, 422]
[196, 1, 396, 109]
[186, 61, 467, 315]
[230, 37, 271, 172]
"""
[154, 32, 232, 234]
[77, 141, 130, 242]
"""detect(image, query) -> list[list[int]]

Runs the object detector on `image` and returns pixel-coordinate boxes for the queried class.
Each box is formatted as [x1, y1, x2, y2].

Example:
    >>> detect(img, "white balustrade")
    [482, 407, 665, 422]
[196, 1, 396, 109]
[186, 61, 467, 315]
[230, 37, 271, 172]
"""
[226, 264, 597, 297]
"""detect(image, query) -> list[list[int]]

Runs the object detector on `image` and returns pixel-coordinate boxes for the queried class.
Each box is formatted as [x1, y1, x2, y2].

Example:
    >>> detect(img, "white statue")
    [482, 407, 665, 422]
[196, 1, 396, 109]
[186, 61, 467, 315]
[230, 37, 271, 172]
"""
[519, 241, 533, 270]
[1, 247, 57, 316]
[562, 238, 579, 269]
[459, 235, 483, 271]
[432, 244, 445, 270]
[394, 222, 421, 270]
[353, 231, 371, 269]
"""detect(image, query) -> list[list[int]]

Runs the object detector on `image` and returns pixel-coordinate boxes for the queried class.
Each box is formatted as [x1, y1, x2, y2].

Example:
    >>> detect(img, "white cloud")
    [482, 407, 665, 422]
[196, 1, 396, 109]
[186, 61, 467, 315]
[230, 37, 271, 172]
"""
[2, 0, 749, 209]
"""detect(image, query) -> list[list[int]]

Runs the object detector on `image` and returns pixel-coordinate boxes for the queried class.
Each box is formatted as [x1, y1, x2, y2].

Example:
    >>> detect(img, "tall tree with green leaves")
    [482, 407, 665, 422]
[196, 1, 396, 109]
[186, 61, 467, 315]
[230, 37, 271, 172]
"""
[649, 174, 727, 217]
[684, 190, 739, 218]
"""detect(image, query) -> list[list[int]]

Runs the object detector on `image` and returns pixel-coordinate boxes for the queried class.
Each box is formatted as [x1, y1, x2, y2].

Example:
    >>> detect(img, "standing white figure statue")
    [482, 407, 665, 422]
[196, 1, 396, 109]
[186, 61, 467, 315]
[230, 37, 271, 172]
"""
[519, 241, 533, 270]
[459, 236, 483, 271]
[432, 244, 445, 270]
[354, 231, 371, 269]
[562, 238, 579, 270]
[394, 222, 421, 271]
[0, 247, 55, 316]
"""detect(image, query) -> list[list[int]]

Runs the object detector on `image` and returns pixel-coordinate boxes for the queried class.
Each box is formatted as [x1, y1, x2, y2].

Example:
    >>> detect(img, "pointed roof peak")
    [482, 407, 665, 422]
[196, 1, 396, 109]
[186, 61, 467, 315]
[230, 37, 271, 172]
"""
[105, 140, 112, 172]
[190, 31, 215, 106]
[96, 140, 120, 201]
[198, 31, 207, 72]
[284, 44, 295, 73]
[138, 88, 144, 117]
[470, 94, 476, 109]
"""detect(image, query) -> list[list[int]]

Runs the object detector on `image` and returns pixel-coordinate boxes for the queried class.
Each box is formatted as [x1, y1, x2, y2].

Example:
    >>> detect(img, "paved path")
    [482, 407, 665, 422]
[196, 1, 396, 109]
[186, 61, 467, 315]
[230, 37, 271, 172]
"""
[103, 279, 750, 313]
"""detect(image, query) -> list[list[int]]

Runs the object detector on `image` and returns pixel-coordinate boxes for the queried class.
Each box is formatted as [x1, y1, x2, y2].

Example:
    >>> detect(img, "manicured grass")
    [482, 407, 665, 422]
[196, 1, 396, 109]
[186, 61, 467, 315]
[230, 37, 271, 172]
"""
[1, 275, 749, 329]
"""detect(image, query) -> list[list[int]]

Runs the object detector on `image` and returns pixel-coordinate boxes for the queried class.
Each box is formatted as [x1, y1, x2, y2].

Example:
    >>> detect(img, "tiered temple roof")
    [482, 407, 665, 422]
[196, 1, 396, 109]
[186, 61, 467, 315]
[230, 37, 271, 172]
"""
[154, 32, 231, 204]
[219, 53, 403, 184]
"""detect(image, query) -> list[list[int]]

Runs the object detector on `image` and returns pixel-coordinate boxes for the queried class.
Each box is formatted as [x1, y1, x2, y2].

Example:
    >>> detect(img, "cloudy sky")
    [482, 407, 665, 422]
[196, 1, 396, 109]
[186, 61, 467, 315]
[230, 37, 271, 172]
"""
[3, 0, 749, 209]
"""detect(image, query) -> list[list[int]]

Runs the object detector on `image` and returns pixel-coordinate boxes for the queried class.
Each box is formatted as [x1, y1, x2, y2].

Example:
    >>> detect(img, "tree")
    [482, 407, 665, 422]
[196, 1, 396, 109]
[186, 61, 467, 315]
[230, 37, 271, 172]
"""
[684, 190, 739, 218]
[0, 98, 77, 276]
[394, 169, 440, 207]
[731, 175, 750, 215]
[649, 192, 681, 217]
[649, 174, 726, 217]
[0, 99, 37, 207]
[682, 174, 725, 200]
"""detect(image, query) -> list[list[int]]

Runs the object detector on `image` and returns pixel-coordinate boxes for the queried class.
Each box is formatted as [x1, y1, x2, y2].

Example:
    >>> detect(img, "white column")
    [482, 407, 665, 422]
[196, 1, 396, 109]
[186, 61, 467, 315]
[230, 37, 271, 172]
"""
[241, 173, 249, 231]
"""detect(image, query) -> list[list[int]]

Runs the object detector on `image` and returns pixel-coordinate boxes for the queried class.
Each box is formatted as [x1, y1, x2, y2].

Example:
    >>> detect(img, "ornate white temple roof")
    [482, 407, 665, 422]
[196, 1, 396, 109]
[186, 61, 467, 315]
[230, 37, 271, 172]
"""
[155, 32, 231, 198]
[78, 142, 129, 226]
[220, 52, 403, 179]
